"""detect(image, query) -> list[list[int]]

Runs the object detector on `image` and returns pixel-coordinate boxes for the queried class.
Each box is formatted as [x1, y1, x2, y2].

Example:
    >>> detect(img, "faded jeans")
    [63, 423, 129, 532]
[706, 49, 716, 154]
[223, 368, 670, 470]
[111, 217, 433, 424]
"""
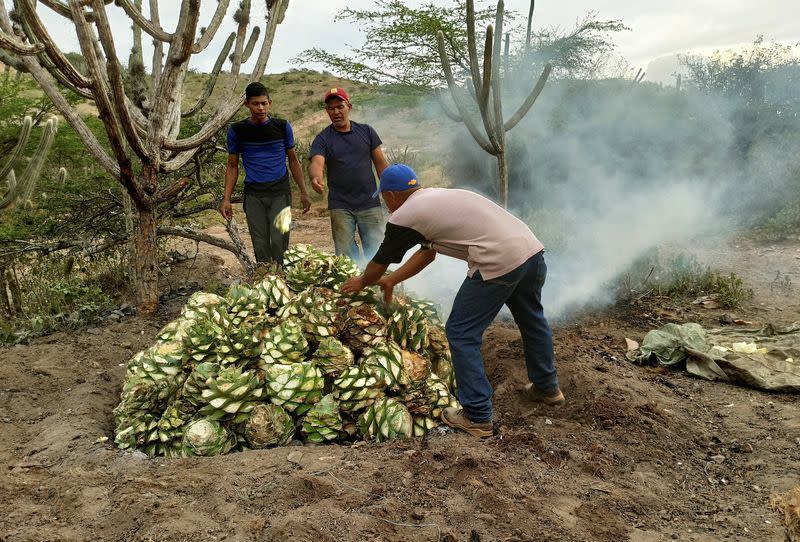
[329, 206, 386, 264]
[445, 251, 558, 423]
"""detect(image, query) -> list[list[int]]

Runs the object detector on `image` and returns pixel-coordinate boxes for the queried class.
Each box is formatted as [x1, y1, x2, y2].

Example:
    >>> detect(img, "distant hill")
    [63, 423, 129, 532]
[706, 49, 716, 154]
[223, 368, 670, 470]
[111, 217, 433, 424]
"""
[183, 69, 380, 141]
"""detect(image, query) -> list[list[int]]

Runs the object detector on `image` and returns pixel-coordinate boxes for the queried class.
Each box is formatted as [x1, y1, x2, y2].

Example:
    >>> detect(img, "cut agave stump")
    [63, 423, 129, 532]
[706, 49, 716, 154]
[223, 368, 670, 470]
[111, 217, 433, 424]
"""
[113, 243, 460, 456]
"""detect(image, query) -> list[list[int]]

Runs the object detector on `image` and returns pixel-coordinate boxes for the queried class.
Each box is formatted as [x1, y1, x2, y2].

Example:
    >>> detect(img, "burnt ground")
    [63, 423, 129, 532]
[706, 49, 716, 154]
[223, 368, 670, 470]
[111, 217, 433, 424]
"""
[1, 208, 799, 542]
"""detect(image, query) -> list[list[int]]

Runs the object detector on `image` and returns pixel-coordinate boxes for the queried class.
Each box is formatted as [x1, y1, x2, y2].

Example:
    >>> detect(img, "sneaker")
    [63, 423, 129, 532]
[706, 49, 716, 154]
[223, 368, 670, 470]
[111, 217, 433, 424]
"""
[441, 407, 493, 438]
[524, 384, 565, 407]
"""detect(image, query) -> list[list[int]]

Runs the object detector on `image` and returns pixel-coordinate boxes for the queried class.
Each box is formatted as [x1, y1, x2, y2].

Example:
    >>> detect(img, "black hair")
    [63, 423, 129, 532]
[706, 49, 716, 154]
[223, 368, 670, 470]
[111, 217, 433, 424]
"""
[245, 82, 270, 101]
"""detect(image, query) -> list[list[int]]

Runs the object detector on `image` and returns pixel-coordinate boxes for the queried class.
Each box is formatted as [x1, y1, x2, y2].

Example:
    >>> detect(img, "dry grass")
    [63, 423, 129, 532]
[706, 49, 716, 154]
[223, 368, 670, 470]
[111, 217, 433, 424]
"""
[770, 487, 800, 542]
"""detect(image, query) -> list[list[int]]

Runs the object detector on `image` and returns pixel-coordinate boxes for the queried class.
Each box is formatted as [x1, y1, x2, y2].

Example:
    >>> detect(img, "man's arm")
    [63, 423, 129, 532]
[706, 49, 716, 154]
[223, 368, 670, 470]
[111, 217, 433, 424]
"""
[340, 260, 390, 294]
[219, 153, 239, 220]
[287, 148, 311, 213]
[309, 154, 326, 195]
[371, 147, 389, 178]
[377, 248, 436, 303]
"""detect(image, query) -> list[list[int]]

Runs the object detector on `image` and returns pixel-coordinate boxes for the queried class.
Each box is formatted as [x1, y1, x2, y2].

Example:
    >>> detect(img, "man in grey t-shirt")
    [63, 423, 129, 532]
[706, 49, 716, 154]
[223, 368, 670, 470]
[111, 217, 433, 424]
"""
[341, 164, 563, 438]
[309, 87, 388, 264]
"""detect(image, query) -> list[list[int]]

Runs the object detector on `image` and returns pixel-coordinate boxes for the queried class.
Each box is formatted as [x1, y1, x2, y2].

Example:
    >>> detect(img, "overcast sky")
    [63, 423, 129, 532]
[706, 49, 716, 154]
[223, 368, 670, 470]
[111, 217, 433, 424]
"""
[14, 0, 800, 77]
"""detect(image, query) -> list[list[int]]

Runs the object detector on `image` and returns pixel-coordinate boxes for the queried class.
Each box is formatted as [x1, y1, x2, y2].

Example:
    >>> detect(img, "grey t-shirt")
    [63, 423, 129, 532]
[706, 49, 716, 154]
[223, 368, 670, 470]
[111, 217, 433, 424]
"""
[372, 188, 544, 280]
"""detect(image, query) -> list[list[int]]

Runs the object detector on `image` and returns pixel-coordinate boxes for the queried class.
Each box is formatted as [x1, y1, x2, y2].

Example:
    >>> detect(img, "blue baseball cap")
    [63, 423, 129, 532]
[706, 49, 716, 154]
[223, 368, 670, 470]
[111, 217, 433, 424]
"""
[372, 163, 421, 198]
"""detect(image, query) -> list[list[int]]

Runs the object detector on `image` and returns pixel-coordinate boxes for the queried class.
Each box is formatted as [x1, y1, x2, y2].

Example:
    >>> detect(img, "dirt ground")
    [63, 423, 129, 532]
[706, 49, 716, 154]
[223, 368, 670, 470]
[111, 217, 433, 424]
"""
[2, 208, 799, 542]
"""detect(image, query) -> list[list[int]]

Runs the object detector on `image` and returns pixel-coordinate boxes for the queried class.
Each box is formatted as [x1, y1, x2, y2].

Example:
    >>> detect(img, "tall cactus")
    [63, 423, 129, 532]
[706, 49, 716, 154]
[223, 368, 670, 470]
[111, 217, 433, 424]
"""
[0, 0, 290, 314]
[436, 0, 551, 208]
[0, 115, 58, 211]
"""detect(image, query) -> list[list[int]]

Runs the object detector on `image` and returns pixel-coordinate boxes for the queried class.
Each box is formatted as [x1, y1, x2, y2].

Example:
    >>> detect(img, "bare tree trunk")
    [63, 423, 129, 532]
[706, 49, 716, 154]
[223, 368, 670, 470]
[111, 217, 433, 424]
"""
[0, 263, 14, 318]
[134, 205, 158, 315]
[496, 150, 508, 208]
[6, 265, 22, 316]
[134, 165, 159, 314]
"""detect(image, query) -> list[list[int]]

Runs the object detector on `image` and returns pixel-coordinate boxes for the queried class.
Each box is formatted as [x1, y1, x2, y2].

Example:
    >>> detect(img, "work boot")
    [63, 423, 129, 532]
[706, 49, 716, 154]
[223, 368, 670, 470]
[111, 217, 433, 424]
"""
[441, 407, 493, 438]
[524, 383, 565, 407]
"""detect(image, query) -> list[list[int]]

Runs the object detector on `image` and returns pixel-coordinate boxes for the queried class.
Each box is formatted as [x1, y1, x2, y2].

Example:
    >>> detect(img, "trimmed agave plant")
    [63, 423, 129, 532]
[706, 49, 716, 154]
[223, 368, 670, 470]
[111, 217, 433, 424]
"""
[285, 258, 330, 292]
[358, 397, 413, 442]
[182, 306, 230, 365]
[254, 274, 294, 311]
[265, 361, 324, 414]
[300, 287, 343, 341]
[283, 243, 321, 269]
[150, 400, 196, 457]
[181, 291, 225, 321]
[258, 318, 309, 368]
[340, 304, 386, 351]
[400, 349, 431, 385]
[181, 418, 237, 457]
[155, 318, 192, 346]
[243, 403, 296, 448]
[197, 366, 265, 424]
[413, 415, 440, 437]
[311, 336, 355, 377]
[387, 303, 430, 352]
[301, 393, 343, 443]
[332, 365, 385, 413]
[224, 284, 267, 326]
[360, 339, 404, 389]
[324, 254, 360, 287]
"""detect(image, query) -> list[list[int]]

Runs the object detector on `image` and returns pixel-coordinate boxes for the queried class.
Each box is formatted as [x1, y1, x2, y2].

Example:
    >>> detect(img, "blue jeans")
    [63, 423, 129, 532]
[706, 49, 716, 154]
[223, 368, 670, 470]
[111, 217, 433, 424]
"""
[329, 207, 386, 264]
[445, 252, 558, 423]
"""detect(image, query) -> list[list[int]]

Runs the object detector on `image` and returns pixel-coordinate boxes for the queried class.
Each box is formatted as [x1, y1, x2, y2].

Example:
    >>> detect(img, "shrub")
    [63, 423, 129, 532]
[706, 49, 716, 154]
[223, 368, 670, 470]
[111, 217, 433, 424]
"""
[618, 250, 753, 309]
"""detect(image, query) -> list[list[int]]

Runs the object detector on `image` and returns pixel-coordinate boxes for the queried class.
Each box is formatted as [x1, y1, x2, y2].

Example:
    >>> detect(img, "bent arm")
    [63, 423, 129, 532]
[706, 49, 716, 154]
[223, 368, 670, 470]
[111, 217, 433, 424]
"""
[219, 153, 240, 219]
[309, 154, 325, 194]
[287, 148, 308, 195]
[372, 147, 389, 178]
[384, 248, 436, 286]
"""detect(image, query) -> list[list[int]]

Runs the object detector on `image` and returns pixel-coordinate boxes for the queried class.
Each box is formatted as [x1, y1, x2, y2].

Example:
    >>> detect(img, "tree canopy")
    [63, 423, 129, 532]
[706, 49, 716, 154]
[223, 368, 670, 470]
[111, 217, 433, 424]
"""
[294, 0, 628, 90]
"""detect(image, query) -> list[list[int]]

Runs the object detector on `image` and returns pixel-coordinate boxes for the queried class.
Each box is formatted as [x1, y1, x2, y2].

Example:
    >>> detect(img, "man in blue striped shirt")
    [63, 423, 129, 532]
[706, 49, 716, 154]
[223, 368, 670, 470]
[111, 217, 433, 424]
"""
[220, 83, 311, 265]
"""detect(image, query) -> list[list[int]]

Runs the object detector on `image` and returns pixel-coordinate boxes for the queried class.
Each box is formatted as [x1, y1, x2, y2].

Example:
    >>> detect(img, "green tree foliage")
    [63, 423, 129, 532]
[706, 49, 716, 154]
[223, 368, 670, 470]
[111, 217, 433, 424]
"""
[296, 0, 497, 89]
[518, 14, 629, 80]
[294, 0, 626, 89]
[680, 36, 800, 108]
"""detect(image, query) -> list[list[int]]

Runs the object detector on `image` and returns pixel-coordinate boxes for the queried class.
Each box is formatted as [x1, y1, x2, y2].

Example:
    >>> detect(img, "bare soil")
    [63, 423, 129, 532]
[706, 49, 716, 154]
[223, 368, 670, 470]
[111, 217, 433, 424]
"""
[2, 208, 799, 542]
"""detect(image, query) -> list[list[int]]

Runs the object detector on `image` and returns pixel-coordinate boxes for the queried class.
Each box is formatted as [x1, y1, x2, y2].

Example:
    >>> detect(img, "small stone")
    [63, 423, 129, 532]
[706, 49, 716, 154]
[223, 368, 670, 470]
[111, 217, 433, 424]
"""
[710, 454, 726, 463]
[544, 419, 553, 425]
[476, 513, 496, 522]
[411, 508, 425, 520]
[287, 450, 303, 464]
[86, 327, 102, 335]
[625, 338, 639, 351]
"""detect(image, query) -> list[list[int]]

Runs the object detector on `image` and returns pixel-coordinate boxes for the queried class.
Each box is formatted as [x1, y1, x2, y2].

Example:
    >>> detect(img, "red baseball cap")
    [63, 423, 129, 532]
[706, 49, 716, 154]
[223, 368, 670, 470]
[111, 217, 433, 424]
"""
[324, 87, 350, 102]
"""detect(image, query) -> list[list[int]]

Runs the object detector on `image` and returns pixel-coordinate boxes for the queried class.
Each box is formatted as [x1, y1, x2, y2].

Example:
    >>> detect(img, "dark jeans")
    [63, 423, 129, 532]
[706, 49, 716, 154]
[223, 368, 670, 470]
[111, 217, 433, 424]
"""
[243, 182, 291, 264]
[445, 251, 558, 423]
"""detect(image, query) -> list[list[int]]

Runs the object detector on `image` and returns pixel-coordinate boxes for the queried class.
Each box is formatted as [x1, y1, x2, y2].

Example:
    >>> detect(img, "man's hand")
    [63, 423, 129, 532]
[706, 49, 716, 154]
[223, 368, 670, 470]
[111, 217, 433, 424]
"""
[311, 177, 324, 195]
[377, 276, 395, 305]
[300, 193, 312, 213]
[219, 199, 233, 220]
[340, 276, 365, 294]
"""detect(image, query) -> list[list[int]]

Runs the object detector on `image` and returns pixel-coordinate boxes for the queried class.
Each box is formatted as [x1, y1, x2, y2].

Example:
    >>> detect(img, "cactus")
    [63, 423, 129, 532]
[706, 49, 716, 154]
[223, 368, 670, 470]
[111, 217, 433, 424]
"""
[436, 0, 551, 208]
[0, 0, 291, 314]
[1, 115, 59, 211]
